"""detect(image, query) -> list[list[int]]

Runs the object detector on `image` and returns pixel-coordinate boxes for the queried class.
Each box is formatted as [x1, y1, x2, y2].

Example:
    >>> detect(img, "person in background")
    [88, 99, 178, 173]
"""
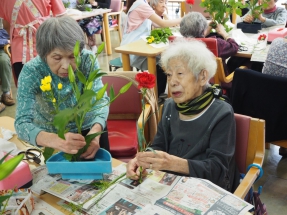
[126, 39, 240, 192]
[180, 12, 239, 77]
[150, 0, 169, 20]
[0, 0, 66, 87]
[262, 37, 287, 157]
[242, 0, 287, 28]
[0, 22, 15, 112]
[15, 16, 110, 159]
[79, 0, 112, 53]
[122, 0, 181, 98]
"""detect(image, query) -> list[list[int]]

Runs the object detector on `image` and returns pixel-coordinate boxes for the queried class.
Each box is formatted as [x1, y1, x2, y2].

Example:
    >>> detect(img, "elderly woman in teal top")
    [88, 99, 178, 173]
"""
[15, 16, 110, 160]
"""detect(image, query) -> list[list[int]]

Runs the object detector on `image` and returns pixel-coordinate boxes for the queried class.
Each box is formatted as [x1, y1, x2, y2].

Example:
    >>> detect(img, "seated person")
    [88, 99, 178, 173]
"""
[180, 12, 239, 77]
[242, 0, 287, 28]
[262, 37, 287, 156]
[126, 39, 240, 192]
[15, 16, 109, 159]
[122, 0, 181, 97]
[150, 0, 169, 20]
[0, 27, 15, 112]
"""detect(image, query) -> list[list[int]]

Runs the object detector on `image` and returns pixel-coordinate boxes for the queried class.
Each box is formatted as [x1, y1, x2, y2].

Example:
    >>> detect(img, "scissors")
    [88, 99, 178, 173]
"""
[17, 148, 42, 164]
[238, 45, 248, 52]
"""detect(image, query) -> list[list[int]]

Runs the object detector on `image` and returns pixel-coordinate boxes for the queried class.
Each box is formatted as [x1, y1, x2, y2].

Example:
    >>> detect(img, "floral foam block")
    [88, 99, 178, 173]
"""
[46, 148, 112, 180]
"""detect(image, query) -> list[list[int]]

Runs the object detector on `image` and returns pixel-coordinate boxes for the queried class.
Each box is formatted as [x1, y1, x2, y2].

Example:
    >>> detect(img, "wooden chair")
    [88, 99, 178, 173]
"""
[231, 68, 287, 150]
[102, 0, 123, 44]
[102, 72, 158, 162]
[158, 103, 265, 199]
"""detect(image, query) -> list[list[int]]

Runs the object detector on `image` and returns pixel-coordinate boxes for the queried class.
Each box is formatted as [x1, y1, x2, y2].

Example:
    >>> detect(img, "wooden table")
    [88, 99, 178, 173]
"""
[115, 39, 166, 96]
[69, 9, 113, 56]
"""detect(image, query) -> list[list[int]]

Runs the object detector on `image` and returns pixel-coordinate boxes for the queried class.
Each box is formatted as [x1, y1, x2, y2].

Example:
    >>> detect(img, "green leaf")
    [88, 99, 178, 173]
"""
[0, 150, 13, 164]
[73, 41, 80, 57]
[86, 81, 93, 90]
[0, 154, 24, 180]
[76, 71, 86, 85]
[68, 65, 75, 83]
[63, 153, 73, 161]
[109, 86, 115, 101]
[53, 108, 74, 138]
[88, 69, 100, 82]
[97, 42, 105, 55]
[43, 147, 55, 163]
[0, 194, 12, 210]
[96, 84, 108, 101]
[119, 81, 132, 94]
[76, 55, 81, 67]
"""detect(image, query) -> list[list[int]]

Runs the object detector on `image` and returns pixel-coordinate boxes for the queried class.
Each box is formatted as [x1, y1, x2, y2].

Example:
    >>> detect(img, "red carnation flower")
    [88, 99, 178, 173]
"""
[258, 34, 266, 41]
[186, 0, 194, 5]
[135, 72, 156, 89]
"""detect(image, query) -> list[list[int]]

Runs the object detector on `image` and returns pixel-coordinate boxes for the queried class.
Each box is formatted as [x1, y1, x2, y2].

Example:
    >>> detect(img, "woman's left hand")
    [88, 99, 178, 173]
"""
[80, 123, 102, 159]
[136, 150, 170, 171]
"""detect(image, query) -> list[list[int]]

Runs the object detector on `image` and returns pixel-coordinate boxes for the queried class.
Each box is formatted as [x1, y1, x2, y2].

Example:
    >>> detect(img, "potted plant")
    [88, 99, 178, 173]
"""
[237, 0, 270, 33]
[200, 0, 246, 33]
[43, 42, 132, 179]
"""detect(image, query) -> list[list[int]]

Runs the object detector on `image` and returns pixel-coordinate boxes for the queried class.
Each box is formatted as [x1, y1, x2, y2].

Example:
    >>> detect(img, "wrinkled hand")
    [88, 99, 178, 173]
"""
[80, 135, 100, 159]
[89, 0, 98, 6]
[215, 24, 226, 35]
[126, 157, 148, 180]
[136, 150, 169, 171]
[243, 14, 254, 23]
[57, 132, 86, 154]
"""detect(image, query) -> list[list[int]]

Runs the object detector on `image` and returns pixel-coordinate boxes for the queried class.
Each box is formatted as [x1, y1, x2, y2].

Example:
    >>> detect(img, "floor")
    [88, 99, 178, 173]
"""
[1, 3, 287, 214]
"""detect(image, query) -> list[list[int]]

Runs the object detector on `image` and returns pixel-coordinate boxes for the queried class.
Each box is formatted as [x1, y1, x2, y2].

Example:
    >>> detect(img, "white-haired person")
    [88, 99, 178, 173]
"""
[126, 39, 240, 192]
[149, 0, 169, 20]
[122, 0, 181, 98]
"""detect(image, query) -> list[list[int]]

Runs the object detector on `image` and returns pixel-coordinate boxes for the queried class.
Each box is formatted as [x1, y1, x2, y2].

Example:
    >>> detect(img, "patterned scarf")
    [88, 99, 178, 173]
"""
[175, 84, 224, 116]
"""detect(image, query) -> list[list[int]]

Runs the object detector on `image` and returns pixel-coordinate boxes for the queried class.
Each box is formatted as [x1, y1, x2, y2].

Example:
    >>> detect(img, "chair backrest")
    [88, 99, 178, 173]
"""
[110, 0, 122, 12]
[102, 74, 141, 119]
[231, 68, 287, 143]
[234, 114, 265, 174]
[168, 37, 218, 57]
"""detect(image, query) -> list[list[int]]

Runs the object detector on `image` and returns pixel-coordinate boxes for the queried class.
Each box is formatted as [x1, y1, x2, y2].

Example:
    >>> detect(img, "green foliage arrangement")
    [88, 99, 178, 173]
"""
[41, 42, 132, 163]
[200, 0, 246, 31]
[146, 28, 173, 44]
[248, 0, 270, 20]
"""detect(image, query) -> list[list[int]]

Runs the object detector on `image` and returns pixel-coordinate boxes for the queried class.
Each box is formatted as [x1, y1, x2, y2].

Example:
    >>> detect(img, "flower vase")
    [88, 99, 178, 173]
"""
[46, 148, 112, 180]
[237, 22, 262, 34]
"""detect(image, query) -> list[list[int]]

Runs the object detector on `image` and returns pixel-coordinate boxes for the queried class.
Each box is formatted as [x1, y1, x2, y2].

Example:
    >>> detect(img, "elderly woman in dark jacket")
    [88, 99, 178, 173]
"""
[179, 12, 239, 77]
[126, 39, 240, 192]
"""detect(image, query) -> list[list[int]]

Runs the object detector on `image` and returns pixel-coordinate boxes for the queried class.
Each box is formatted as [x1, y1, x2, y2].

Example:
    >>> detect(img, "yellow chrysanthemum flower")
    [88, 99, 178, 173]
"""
[151, 36, 154, 41]
[45, 83, 52, 91]
[52, 98, 56, 103]
[58, 83, 63, 90]
[148, 39, 152, 43]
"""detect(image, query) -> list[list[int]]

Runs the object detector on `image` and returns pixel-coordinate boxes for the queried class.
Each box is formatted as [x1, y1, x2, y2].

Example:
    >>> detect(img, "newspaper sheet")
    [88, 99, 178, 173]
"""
[32, 164, 253, 215]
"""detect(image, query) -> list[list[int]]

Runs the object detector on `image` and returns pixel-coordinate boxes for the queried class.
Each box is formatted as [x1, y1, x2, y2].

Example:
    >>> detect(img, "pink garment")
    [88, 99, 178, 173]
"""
[0, 0, 66, 64]
[126, 3, 154, 33]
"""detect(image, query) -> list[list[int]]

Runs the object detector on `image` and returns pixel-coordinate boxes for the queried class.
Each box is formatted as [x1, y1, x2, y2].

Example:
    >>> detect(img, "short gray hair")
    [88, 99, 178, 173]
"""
[149, 0, 167, 8]
[180, 12, 207, 38]
[36, 16, 85, 60]
[160, 38, 217, 81]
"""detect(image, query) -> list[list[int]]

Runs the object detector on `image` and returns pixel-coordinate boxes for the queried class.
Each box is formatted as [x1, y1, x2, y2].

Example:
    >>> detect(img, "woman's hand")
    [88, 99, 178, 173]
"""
[36, 131, 86, 154]
[89, 0, 98, 6]
[80, 123, 102, 159]
[215, 24, 229, 40]
[243, 14, 254, 23]
[136, 150, 170, 171]
[126, 157, 148, 180]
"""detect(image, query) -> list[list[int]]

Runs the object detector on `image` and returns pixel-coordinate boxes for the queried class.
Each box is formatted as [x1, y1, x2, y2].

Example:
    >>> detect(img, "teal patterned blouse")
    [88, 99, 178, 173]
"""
[15, 49, 109, 146]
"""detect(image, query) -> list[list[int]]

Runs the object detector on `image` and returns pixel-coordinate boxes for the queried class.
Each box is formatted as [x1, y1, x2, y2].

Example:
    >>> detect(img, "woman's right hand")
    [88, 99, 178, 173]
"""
[36, 131, 86, 154]
[126, 157, 148, 180]
[243, 14, 254, 23]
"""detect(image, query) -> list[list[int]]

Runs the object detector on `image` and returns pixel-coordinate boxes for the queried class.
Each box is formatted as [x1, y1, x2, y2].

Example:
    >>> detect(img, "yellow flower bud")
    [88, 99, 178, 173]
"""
[52, 98, 56, 103]
[58, 83, 63, 90]
[151, 36, 154, 41]
[148, 39, 152, 43]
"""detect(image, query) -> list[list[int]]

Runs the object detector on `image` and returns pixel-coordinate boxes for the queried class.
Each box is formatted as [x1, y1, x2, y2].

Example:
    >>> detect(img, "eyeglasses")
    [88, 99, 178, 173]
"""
[17, 148, 42, 164]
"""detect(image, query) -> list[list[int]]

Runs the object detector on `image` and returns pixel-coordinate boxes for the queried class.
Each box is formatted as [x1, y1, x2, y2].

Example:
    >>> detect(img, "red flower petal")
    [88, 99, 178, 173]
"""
[135, 72, 156, 89]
